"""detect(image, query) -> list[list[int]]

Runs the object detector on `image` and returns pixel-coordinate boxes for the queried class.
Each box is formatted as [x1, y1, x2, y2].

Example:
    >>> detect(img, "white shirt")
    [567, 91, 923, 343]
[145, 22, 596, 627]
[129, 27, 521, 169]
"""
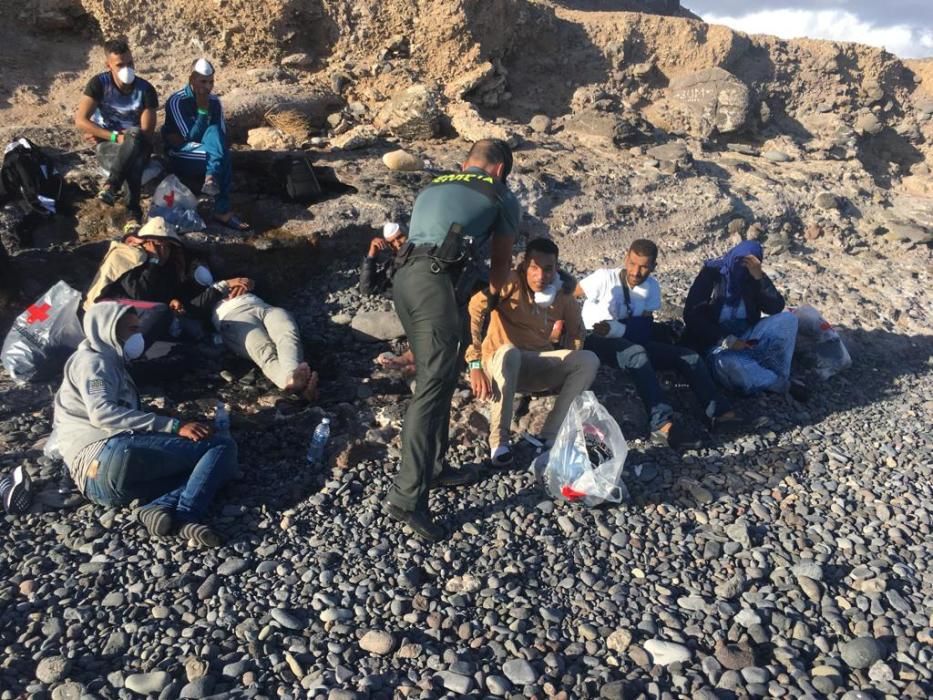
[212, 292, 269, 329]
[579, 268, 661, 338]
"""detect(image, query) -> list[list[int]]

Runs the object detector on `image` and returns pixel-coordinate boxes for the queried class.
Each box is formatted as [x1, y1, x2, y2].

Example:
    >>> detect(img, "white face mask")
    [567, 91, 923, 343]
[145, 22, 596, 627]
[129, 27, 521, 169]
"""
[194, 265, 214, 286]
[147, 256, 160, 266]
[123, 333, 145, 360]
[116, 66, 135, 85]
[534, 282, 558, 308]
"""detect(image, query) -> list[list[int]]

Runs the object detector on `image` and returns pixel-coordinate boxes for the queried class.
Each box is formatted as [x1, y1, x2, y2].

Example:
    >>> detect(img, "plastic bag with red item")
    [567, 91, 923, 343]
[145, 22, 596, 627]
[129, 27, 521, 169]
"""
[792, 305, 852, 380]
[532, 391, 630, 506]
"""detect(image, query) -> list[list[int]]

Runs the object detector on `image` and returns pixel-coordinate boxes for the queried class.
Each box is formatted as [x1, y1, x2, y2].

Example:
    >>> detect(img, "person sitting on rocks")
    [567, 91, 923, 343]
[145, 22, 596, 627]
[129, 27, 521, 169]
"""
[83, 216, 251, 341]
[75, 37, 157, 234]
[467, 237, 599, 467]
[50, 302, 237, 546]
[683, 240, 806, 400]
[162, 58, 249, 232]
[204, 272, 319, 401]
[360, 222, 408, 296]
[577, 239, 739, 448]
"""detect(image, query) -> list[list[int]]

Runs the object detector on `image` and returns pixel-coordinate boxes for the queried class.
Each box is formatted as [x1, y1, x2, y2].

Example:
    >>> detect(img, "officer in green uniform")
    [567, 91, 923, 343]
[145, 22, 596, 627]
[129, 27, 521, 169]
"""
[384, 139, 522, 541]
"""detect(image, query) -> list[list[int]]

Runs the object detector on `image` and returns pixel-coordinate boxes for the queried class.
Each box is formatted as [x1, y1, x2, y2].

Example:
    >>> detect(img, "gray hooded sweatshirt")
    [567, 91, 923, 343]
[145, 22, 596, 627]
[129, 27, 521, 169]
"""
[52, 302, 176, 490]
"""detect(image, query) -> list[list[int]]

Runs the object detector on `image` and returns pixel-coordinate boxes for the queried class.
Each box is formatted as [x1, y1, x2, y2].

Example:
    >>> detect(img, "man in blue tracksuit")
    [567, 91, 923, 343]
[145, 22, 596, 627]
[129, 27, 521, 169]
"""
[162, 58, 249, 232]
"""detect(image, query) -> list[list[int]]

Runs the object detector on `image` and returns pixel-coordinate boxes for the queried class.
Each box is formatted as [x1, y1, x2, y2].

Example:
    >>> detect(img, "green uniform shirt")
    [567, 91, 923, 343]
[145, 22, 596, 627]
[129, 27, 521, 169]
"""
[407, 167, 522, 249]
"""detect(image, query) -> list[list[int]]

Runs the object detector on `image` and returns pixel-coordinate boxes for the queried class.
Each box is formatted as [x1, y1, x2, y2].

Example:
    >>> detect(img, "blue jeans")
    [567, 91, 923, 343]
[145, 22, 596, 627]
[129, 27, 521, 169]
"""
[585, 335, 731, 430]
[167, 125, 233, 214]
[707, 311, 798, 395]
[84, 432, 238, 522]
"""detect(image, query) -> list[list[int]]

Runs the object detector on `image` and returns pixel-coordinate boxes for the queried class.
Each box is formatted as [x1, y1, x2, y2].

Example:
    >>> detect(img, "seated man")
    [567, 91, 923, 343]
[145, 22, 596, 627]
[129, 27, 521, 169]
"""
[360, 222, 407, 296]
[163, 58, 249, 232]
[207, 278, 319, 401]
[51, 303, 237, 546]
[467, 238, 599, 467]
[75, 38, 157, 233]
[84, 216, 250, 340]
[578, 239, 738, 447]
[683, 240, 805, 400]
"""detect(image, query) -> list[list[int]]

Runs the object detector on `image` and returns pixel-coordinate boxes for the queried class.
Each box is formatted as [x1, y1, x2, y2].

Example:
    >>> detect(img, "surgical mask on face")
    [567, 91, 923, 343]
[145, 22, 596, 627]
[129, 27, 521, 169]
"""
[117, 66, 135, 85]
[147, 255, 160, 266]
[194, 265, 214, 286]
[534, 282, 558, 308]
[123, 332, 145, 360]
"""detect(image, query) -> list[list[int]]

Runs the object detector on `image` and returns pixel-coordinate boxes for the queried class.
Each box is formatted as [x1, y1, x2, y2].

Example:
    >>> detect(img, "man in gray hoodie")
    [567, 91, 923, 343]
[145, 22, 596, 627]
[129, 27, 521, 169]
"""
[51, 302, 237, 546]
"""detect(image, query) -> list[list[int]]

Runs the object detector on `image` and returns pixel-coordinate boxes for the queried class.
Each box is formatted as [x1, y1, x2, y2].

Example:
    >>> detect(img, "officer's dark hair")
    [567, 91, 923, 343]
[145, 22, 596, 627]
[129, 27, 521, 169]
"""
[104, 38, 131, 56]
[628, 238, 658, 264]
[525, 237, 559, 260]
[467, 138, 513, 180]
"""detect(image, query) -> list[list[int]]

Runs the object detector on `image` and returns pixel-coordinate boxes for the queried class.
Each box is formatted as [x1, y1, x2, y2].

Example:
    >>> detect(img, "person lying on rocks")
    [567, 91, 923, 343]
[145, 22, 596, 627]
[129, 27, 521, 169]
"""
[83, 216, 249, 342]
[199, 269, 319, 401]
[50, 302, 237, 547]
[361, 222, 417, 375]
[75, 37, 157, 235]
[577, 239, 740, 448]
[683, 240, 807, 401]
[162, 58, 249, 232]
[468, 237, 599, 467]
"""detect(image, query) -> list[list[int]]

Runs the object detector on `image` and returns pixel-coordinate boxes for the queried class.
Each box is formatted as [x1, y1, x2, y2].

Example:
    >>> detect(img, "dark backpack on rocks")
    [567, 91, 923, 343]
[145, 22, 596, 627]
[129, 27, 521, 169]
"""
[0, 137, 63, 216]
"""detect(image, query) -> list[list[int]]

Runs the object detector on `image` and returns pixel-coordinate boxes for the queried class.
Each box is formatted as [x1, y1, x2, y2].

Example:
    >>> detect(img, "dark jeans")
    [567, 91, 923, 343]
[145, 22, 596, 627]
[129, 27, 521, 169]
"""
[84, 432, 237, 522]
[388, 257, 461, 512]
[585, 335, 731, 430]
[96, 127, 153, 220]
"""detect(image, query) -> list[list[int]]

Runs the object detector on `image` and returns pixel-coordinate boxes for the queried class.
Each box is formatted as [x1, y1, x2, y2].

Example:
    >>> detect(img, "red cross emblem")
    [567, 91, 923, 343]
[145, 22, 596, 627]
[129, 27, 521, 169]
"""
[25, 303, 51, 324]
[162, 190, 176, 207]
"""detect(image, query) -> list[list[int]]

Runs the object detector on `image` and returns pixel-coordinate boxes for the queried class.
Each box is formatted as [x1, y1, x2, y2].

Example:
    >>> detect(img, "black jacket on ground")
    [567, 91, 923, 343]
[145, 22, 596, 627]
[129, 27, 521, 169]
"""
[682, 266, 786, 351]
[101, 263, 224, 320]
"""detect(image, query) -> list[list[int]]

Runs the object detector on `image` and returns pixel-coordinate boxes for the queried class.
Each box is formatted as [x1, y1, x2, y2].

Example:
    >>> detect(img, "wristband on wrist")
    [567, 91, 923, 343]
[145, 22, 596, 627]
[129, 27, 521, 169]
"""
[197, 108, 209, 115]
[110, 131, 118, 143]
[170, 419, 180, 434]
[469, 360, 482, 370]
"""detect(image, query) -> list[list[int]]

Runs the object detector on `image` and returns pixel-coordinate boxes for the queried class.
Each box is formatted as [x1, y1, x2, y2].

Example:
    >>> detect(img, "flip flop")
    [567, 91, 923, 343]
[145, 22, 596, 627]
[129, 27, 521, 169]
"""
[214, 214, 251, 232]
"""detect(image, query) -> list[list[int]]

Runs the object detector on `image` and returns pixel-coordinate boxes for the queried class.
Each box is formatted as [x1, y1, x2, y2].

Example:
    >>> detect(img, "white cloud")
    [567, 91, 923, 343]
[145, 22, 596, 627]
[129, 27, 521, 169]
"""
[702, 8, 933, 59]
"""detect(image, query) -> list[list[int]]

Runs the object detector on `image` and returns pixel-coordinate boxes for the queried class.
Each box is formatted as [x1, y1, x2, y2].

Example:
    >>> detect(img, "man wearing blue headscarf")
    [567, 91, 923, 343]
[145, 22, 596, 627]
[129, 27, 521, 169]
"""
[683, 241, 804, 399]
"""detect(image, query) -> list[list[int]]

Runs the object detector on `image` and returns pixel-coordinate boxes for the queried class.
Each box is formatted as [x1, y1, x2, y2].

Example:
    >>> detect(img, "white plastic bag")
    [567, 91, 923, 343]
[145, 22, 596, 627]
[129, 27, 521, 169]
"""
[792, 305, 852, 380]
[532, 391, 630, 506]
[152, 174, 199, 212]
[1, 281, 84, 384]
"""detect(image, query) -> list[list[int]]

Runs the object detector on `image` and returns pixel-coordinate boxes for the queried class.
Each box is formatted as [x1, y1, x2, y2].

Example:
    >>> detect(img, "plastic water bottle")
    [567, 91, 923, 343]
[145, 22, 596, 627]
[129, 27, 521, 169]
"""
[307, 417, 331, 464]
[214, 401, 231, 435]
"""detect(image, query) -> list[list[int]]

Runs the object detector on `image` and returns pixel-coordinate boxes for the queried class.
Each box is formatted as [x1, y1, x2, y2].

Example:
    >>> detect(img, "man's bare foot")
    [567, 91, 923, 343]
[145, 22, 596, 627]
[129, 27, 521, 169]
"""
[285, 362, 311, 393]
[302, 371, 320, 402]
[376, 350, 416, 371]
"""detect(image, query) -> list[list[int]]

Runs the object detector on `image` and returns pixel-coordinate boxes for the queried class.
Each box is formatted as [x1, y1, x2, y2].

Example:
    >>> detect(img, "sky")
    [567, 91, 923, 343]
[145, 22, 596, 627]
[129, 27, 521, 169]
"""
[687, 1, 933, 59]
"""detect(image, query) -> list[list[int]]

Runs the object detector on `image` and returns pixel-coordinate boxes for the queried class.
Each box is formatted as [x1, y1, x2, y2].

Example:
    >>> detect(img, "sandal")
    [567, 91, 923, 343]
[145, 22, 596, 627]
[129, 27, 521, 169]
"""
[213, 214, 251, 232]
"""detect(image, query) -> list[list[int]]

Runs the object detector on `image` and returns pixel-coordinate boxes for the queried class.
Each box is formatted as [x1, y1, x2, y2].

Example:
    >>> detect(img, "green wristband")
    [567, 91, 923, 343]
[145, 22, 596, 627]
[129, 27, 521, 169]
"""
[469, 360, 482, 370]
[110, 131, 118, 143]
[170, 419, 180, 434]
[197, 108, 209, 115]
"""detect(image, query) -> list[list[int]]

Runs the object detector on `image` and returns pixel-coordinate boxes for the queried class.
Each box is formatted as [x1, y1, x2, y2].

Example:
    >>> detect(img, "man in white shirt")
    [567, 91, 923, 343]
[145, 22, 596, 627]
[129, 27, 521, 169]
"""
[576, 239, 738, 447]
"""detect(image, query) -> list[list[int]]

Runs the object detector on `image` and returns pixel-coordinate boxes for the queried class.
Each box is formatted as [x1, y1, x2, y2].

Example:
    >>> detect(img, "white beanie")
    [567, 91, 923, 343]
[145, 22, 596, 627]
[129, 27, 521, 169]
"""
[383, 222, 402, 241]
[193, 58, 215, 77]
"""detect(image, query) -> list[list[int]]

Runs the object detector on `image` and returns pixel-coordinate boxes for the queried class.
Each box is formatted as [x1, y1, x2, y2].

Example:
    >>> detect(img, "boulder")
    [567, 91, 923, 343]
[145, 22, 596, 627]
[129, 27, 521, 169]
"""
[646, 141, 692, 171]
[447, 101, 519, 146]
[247, 127, 291, 151]
[669, 67, 751, 137]
[223, 85, 342, 141]
[530, 115, 552, 134]
[280, 53, 315, 69]
[564, 110, 648, 149]
[382, 149, 424, 172]
[374, 84, 442, 141]
[351, 311, 406, 342]
[855, 112, 883, 136]
[332, 125, 379, 151]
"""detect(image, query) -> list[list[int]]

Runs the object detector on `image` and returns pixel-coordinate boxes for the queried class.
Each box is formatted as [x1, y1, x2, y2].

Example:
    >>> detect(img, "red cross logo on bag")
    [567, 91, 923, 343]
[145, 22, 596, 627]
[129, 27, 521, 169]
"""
[162, 190, 175, 207]
[25, 303, 51, 325]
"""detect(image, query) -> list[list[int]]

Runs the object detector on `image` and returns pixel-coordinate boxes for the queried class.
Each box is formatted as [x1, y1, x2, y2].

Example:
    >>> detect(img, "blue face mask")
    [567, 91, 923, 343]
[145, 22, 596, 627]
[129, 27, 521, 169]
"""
[123, 333, 145, 360]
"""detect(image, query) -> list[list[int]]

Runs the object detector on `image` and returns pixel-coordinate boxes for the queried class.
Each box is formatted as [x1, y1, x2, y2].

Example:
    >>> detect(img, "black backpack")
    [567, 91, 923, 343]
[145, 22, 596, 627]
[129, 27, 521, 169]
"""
[0, 138, 63, 216]
[283, 155, 321, 203]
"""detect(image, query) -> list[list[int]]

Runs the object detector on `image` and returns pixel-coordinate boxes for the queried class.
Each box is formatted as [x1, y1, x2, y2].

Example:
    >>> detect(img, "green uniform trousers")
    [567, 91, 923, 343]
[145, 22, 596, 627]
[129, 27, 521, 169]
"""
[388, 257, 461, 512]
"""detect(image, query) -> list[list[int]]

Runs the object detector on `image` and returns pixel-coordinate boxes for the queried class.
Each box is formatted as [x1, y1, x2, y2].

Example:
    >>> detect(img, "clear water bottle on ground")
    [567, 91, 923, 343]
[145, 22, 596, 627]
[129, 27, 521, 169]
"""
[214, 401, 231, 435]
[307, 417, 331, 464]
